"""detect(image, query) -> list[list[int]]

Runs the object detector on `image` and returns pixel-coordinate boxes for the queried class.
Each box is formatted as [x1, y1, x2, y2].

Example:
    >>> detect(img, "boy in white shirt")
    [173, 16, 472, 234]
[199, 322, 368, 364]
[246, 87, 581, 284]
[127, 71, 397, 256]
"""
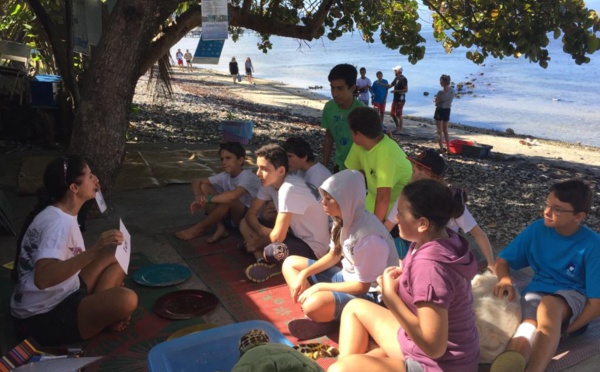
[283, 137, 332, 191]
[176, 142, 260, 242]
[239, 144, 330, 283]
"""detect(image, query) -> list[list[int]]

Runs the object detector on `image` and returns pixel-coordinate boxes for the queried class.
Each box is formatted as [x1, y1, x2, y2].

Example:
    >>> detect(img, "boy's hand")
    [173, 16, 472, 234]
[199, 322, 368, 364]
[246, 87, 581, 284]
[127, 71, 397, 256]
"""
[493, 278, 516, 301]
[190, 196, 206, 214]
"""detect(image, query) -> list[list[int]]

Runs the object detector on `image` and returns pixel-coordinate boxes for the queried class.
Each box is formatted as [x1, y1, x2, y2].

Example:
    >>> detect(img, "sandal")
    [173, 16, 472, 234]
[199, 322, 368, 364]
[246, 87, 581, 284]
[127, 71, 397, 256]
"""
[288, 318, 339, 341]
[245, 262, 281, 283]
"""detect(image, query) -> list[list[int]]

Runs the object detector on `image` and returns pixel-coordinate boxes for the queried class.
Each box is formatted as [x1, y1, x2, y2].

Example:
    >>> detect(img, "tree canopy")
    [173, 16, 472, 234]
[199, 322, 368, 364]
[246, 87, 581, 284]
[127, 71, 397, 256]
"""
[1, 0, 599, 196]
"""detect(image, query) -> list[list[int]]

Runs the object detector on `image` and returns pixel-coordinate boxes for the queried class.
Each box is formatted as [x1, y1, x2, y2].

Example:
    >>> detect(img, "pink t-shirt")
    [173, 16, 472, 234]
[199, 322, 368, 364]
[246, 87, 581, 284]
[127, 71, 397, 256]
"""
[396, 232, 479, 371]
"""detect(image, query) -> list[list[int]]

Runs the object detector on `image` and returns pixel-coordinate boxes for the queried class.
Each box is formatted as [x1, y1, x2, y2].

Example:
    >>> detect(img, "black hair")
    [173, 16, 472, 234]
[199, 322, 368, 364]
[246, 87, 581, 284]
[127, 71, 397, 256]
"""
[219, 141, 246, 159]
[376, 71, 382, 76]
[328, 64, 357, 88]
[359, 67, 366, 72]
[12, 155, 88, 281]
[401, 179, 466, 230]
[440, 74, 451, 84]
[348, 107, 382, 139]
[282, 137, 315, 162]
[255, 144, 289, 173]
[550, 179, 592, 214]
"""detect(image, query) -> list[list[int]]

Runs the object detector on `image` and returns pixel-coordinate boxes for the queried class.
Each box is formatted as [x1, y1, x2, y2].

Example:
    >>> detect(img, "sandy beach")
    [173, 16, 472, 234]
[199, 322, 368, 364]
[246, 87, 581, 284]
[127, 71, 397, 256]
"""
[129, 67, 600, 250]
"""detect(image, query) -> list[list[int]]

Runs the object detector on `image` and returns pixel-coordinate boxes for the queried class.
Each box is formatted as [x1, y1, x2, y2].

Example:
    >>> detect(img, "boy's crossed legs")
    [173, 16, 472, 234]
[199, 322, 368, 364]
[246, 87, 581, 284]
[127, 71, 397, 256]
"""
[176, 183, 246, 242]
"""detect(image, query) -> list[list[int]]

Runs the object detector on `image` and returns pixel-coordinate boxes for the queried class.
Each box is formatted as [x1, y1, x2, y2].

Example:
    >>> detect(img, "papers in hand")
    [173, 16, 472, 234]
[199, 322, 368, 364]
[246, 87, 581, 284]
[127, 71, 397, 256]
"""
[115, 219, 131, 274]
[95, 191, 107, 213]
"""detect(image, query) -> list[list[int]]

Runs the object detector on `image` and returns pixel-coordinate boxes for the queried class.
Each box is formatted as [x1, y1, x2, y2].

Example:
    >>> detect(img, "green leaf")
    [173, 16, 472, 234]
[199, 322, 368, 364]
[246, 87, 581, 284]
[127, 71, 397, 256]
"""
[10, 4, 22, 16]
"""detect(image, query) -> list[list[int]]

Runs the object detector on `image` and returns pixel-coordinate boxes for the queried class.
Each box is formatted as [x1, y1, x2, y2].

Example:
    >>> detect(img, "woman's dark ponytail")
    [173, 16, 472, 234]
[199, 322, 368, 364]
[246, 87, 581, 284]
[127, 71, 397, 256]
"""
[449, 187, 467, 219]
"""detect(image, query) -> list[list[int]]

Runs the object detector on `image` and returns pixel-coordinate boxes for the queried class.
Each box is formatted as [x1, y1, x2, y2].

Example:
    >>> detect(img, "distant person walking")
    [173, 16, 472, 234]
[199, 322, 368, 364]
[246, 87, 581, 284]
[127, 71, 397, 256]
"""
[184, 50, 193, 72]
[229, 57, 239, 84]
[434, 74, 454, 154]
[245, 57, 255, 84]
[370, 71, 389, 124]
[356, 67, 372, 106]
[175, 49, 184, 70]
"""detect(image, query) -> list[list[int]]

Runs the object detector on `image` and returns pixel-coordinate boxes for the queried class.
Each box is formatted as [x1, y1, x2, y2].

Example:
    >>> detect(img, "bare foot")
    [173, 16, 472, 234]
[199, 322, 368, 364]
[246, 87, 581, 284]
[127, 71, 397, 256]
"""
[175, 225, 206, 240]
[206, 224, 230, 243]
[108, 316, 131, 332]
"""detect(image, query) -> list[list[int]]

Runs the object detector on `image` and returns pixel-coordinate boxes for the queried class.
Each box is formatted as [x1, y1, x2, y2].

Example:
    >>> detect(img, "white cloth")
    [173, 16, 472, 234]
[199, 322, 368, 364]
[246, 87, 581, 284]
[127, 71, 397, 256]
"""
[356, 77, 372, 102]
[11, 206, 84, 318]
[296, 163, 332, 190]
[320, 170, 398, 290]
[257, 175, 329, 258]
[208, 169, 261, 208]
[387, 199, 478, 234]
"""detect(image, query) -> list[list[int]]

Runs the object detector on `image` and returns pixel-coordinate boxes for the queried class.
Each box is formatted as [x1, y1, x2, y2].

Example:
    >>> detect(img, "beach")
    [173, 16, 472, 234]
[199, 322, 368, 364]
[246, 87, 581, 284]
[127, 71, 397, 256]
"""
[129, 68, 600, 249]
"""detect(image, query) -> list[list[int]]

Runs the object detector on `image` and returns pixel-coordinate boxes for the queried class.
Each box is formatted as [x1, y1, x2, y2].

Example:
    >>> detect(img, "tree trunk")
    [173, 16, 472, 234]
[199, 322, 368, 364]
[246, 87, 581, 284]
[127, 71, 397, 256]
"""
[70, 1, 177, 202]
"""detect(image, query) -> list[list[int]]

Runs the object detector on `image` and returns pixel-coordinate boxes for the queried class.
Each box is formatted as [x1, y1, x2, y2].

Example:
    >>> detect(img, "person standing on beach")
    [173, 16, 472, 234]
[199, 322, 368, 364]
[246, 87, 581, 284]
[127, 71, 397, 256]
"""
[356, 67, 372, 106]
[321, 64, 364, 172]
[377, 65, 408, 135]
[229, 57, 239, 84]
[245, 57, 255, 84]
[184, 50, 193, 72]
[175, 49, 184, 70]
[370, 71, 389, 124]
[434, 74, 454, 154]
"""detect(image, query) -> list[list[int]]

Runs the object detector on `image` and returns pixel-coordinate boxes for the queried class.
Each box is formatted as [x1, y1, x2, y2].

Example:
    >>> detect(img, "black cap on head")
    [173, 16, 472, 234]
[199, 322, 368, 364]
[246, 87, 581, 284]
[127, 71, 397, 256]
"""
[408, 149, 448, 177]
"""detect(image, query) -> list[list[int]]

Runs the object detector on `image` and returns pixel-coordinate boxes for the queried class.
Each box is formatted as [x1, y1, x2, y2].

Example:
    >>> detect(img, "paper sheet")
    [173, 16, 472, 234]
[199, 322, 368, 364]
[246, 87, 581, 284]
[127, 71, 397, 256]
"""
[115, 219, 131, 274]
[95, 190, 107, 213]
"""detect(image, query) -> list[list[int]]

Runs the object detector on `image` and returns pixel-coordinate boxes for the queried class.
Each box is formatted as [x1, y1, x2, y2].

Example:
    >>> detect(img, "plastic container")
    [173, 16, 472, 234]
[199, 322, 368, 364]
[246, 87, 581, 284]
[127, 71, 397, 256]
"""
[147, 320, 292, 372]
[462, 144, 493, 158]
[220, 120, 253, 145]
[29, 74, 62, 108]
[448, 139, 474, 155]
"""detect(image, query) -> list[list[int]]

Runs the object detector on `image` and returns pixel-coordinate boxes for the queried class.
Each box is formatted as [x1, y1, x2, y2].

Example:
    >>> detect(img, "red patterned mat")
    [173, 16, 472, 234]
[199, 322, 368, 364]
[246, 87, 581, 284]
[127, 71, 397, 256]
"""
[177, 232, 339, 369]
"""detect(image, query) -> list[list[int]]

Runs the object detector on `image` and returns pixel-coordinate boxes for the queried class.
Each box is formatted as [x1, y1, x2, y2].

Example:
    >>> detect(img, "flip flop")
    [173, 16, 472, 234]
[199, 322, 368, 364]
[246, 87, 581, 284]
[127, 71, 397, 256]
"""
[245, 262, 281, 283]
[287, 318, 339, 341]
[490, 350, 526, 372]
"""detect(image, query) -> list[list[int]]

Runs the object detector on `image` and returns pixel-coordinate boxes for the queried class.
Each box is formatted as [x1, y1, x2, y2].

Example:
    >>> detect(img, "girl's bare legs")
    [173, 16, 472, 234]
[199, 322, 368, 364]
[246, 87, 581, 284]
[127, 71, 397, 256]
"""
[442, 121, 451, 154]
[78, 249, 138, 339]
[328, 298, 405, 372]
[282, 256, 336, 321]
[435, 120, 445, 153]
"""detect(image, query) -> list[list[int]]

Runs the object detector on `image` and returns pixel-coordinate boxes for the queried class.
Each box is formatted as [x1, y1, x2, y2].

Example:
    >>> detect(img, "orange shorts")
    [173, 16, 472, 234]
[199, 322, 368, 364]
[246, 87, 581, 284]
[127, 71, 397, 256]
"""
[373, 102, 386, 115]
[391, 101, 405, 117]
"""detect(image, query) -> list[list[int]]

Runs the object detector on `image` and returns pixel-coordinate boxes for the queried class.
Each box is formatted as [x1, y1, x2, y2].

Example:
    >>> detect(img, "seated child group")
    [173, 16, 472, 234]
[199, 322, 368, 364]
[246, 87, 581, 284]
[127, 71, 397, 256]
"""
[10, 64, 600, 372]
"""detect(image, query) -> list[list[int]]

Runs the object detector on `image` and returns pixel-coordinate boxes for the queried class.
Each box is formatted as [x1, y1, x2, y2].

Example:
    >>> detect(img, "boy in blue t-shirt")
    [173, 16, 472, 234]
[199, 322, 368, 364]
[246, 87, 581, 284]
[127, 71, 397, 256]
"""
[491, 179, 600, 372]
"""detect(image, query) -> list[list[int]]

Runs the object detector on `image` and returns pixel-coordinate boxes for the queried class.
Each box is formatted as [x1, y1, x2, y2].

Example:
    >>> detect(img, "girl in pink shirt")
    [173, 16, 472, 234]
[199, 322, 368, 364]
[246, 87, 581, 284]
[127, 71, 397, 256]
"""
[329, 179, 479, 372]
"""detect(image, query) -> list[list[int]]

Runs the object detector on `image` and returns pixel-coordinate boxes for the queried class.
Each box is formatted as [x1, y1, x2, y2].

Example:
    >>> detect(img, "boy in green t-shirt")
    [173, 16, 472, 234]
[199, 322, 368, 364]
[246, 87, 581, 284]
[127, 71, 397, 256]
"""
[344, 107, 412, 222]
[321, 64, 364, 172]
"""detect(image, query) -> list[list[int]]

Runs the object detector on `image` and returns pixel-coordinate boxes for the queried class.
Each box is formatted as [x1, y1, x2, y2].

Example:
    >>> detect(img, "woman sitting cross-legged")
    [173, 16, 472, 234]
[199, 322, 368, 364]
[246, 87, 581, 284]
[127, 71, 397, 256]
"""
[10, 155, 138, 346]
[328, 179, 479, 372]
[282, 170, 399, 340]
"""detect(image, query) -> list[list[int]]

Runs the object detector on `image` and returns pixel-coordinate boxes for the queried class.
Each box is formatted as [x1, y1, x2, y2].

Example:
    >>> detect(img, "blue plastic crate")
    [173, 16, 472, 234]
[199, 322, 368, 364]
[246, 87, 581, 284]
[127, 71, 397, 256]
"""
[148, 320, 292, 372]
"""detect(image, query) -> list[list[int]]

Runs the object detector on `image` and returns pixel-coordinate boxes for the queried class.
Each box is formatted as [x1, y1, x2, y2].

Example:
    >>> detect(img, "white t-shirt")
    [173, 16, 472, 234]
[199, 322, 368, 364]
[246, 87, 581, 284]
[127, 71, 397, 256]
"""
[387, 199, 478, 233]
[209, 169, 261, 208]
[340, 234, 398, 290]
[356, 77, 372, 102]
[296, 163, 332, 190]
[11, 206, 85, 318]
[257, 175, 329, 258]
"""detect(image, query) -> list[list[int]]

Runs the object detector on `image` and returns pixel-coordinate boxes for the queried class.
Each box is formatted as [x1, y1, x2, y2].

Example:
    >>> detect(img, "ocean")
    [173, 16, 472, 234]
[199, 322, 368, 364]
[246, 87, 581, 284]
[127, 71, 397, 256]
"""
[171, 3, 600, 147]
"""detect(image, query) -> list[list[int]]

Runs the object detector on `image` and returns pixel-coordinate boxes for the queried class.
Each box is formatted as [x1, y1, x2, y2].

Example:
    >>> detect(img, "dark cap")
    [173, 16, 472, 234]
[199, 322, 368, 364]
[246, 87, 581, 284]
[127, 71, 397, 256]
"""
[408, 149, 448, 177]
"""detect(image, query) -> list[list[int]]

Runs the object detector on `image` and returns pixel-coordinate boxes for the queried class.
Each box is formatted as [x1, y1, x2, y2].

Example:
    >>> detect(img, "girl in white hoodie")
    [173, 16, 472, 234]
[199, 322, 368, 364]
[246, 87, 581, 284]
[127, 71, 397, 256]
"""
[282, 170, 399, 340]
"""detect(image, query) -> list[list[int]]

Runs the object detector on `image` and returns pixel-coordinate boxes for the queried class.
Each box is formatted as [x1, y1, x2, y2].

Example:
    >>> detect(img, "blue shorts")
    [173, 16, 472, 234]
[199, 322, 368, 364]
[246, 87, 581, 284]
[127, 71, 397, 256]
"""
[306, 259, 379, 320]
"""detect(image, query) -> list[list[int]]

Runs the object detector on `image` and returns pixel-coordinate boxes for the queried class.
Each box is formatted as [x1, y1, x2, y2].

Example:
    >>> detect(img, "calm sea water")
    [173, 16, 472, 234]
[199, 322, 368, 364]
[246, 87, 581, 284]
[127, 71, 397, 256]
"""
[172, 3, 600, 147]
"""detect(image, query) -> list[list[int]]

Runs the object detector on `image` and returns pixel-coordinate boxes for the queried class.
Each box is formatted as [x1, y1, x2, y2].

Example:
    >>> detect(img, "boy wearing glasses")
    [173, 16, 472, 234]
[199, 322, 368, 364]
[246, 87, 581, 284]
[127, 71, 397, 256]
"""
[491, 179, 600, 372]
